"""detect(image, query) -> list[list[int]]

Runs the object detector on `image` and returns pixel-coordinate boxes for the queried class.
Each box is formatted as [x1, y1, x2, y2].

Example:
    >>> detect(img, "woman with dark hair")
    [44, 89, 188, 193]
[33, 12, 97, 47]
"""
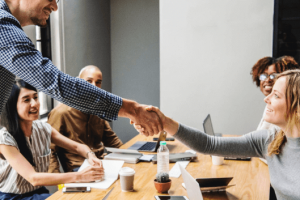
[0, 80, 104, 199]
[137, 69, 300, 200]
[251, 56, 299, 131]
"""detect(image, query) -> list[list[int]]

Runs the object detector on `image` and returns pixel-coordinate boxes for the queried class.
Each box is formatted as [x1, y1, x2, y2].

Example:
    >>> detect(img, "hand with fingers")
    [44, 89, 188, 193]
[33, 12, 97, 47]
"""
[88, 155, 103, 168]
[131, 106, 179, 136]
[76, 165, 105, 183]
[87, 153, 104, 181]
[119, 100, 164, 136]
[129, 104, 163, 137]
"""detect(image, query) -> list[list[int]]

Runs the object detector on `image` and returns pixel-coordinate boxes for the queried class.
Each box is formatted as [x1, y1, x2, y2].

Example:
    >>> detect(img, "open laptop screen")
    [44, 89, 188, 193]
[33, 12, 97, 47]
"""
[203, 114, 215, 136]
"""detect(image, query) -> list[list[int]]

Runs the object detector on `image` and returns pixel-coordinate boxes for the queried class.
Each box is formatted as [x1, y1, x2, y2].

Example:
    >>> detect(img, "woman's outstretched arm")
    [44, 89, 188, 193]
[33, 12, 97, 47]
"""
[136, 106, 268, 158]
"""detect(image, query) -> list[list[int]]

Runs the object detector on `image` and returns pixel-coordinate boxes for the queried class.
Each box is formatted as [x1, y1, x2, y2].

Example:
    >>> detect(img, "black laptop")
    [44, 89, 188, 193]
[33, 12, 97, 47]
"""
[196, 177, 235, 192]
[203, 114, 251, 161]
[128, 131, 167, 152]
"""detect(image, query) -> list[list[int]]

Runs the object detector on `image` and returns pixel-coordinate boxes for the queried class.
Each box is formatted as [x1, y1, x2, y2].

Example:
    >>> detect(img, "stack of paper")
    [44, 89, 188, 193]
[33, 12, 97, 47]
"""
[65, 159, 124, 189]
[104, 147, 145, 164]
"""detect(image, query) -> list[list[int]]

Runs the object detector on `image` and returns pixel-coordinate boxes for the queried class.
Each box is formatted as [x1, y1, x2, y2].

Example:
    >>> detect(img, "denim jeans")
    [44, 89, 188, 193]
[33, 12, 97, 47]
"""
[0, 187, 51, 200]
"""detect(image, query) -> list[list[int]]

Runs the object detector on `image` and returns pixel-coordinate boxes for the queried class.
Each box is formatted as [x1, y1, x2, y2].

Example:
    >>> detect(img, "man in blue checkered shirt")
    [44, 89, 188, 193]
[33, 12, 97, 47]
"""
[0, 0, 162, 136]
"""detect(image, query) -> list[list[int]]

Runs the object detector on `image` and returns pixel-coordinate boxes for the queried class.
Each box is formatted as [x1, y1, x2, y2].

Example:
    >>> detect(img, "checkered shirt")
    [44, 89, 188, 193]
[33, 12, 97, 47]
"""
[0, 0, 122, 121]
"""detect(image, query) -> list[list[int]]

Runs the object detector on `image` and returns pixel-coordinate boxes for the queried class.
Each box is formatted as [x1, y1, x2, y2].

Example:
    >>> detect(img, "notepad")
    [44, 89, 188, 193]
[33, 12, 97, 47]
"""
[65, 159, 124, 189]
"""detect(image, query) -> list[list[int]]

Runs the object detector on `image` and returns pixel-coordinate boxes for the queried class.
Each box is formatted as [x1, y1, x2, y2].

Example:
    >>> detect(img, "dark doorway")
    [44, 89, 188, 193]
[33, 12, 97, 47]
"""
[273, 0, 300, 63]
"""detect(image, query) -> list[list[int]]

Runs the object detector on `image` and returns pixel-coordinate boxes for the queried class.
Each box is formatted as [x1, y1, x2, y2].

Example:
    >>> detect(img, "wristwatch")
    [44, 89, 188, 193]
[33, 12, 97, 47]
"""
[86, 151, 95, 159]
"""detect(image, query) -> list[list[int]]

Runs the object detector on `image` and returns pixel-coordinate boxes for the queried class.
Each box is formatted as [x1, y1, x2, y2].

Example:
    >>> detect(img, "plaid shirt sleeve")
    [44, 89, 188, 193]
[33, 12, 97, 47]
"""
[0, 2, 122, 121]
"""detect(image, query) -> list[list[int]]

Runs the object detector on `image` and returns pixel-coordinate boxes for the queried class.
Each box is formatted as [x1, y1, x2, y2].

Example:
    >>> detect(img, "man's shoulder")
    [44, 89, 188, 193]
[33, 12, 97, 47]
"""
[0, 4, 31, 46]
[0, 2, 19, 26]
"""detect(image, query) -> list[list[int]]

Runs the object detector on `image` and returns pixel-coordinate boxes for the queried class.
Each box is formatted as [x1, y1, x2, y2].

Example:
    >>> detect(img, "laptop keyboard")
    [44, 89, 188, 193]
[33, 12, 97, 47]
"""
[138, 142, 156, 151]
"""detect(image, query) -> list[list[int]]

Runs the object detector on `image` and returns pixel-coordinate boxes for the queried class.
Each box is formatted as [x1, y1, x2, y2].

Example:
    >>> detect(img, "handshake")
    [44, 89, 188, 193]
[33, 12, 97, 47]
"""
[119, 99, 179, 136]
[130, 105, 164, 136]
[121, 101, 179, 137]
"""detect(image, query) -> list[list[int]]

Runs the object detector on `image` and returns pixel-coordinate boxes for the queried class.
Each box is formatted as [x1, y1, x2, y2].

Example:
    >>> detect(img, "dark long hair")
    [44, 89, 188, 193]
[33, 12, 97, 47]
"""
[0, 80, 37, 166]
[251, 56, 300, 87]
[251, 57, 275, 87]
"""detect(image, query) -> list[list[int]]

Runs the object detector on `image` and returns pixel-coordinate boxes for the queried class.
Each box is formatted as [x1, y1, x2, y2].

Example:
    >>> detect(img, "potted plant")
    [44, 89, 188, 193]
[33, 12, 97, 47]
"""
[154, 172, 172, 193]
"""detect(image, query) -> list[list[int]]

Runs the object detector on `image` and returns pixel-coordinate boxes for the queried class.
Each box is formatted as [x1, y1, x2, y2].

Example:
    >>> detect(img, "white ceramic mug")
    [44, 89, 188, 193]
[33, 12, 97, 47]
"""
[211, 156, 224, 165]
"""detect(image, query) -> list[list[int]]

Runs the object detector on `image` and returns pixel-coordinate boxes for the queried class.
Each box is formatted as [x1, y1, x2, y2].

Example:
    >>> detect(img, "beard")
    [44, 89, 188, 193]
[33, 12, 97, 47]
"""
[30, 17, 48, 28]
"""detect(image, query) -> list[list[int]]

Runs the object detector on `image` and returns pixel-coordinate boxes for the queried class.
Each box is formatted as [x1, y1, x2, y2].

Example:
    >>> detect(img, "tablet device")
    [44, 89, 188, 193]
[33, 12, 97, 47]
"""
[154, 196, 188, 200]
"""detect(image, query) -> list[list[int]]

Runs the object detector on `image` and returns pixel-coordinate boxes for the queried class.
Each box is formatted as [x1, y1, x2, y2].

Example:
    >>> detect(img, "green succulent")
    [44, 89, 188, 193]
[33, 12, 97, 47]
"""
[156, 172, 170, 183]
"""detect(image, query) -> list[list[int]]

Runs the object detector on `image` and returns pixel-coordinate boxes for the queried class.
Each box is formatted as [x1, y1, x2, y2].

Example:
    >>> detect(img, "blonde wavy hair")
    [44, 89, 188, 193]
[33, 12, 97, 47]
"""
[268, 69, 300, 155]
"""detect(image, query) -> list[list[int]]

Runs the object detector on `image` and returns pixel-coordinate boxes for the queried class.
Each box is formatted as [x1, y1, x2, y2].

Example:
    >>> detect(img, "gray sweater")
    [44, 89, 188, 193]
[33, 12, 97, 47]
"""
[174, 124, 300, 200]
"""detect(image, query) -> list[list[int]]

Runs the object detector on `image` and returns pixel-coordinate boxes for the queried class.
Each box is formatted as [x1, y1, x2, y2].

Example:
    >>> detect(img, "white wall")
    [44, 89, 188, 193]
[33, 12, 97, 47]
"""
[160, 0, 274, 135]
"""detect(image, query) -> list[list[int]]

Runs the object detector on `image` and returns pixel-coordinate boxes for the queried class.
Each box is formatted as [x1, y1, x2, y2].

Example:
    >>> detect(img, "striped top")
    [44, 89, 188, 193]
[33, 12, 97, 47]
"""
[0, 120, 52, 194]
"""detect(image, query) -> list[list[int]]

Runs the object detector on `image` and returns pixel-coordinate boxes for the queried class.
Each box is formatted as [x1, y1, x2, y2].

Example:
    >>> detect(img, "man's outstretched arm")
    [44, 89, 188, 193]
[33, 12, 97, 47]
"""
[119, 99, 163, 136]
[0, 12, 162, 135]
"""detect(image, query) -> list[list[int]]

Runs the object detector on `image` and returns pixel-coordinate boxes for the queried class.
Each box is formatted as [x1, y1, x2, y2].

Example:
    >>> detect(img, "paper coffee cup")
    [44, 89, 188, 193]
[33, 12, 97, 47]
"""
[212, 156, 224, 165]
[119, 167, 135, 192]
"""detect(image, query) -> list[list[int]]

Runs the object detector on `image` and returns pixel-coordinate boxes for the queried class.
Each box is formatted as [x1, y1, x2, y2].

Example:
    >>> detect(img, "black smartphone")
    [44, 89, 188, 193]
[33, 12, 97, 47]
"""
[154, 196, 188, 200]
[62, 187, 91, 193]
[153, 137, 175, 141]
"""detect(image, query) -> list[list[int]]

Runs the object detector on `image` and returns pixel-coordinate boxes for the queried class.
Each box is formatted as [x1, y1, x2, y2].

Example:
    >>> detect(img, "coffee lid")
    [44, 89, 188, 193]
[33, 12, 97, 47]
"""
[119, 167, 135, 176]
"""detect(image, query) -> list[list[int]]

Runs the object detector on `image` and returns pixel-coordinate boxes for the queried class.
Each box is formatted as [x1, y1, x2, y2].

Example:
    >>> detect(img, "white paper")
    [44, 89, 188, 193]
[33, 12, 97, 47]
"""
[65, 159, 124, 189]
[169, 161, 190, 178]
[139, 155, 154, 161]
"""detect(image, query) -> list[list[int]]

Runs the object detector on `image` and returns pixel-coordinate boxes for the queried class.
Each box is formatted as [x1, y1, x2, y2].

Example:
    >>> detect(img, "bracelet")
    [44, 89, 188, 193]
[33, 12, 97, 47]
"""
[86, 151, 95, 159]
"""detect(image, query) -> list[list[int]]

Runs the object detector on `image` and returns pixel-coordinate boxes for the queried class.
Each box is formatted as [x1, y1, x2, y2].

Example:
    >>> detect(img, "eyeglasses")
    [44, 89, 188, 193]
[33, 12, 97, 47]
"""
[259, 73, 278, 81]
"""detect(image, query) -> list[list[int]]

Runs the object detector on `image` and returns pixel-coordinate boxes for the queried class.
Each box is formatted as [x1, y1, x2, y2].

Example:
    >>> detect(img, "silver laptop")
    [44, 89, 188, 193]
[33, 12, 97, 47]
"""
[179, 165, 203, 200]
[203, 114, 251, 161]
[128, 131, 167, 152]
[203, 114, 222, 137]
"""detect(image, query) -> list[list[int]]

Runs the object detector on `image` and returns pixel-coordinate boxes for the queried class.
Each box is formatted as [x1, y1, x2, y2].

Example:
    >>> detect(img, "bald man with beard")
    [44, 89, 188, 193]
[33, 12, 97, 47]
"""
[48, 66, 123, 173]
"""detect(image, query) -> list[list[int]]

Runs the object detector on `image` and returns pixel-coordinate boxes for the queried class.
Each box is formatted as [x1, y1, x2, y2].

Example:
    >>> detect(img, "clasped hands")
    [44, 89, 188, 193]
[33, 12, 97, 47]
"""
[130, 105, 167, 136]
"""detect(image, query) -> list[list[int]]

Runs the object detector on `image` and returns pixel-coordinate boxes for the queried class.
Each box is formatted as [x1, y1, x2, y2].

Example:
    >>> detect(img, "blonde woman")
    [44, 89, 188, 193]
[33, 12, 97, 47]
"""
[136, 70, 300, 200]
